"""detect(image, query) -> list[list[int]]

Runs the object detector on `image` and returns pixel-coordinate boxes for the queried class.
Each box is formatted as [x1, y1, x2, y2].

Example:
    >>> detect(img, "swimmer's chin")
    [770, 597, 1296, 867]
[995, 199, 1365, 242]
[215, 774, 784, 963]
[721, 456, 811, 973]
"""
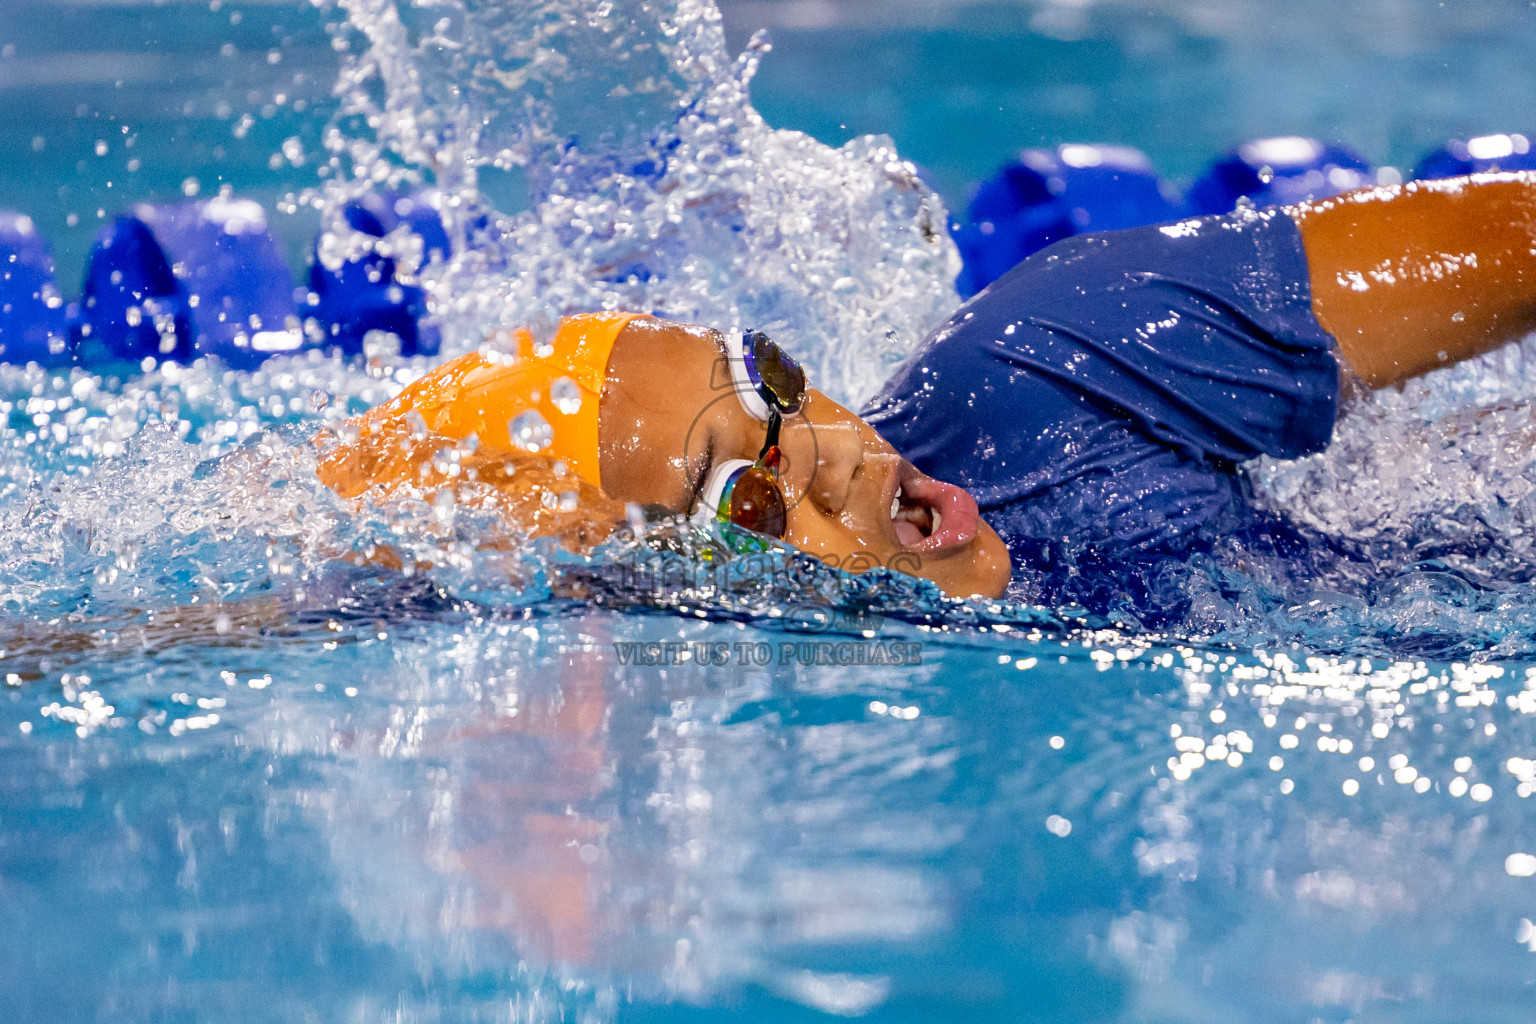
[937, 526, 1013, 600]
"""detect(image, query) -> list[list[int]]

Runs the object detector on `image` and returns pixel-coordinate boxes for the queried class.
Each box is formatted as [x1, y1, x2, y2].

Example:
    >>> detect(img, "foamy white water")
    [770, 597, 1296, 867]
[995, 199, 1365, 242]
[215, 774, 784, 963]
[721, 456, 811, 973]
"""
[319, 0, 961, 408]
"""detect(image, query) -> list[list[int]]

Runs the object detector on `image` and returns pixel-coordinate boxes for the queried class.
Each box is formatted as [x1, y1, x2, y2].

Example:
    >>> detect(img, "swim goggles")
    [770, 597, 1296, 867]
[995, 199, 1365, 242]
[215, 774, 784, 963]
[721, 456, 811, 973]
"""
[691, 330, 807, 542]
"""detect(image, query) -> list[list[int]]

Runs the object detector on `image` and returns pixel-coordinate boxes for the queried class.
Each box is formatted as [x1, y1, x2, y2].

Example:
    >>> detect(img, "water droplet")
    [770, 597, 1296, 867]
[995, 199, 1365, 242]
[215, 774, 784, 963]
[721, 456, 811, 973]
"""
[550, 376, 583, 416]
[509, 410, 552, 452]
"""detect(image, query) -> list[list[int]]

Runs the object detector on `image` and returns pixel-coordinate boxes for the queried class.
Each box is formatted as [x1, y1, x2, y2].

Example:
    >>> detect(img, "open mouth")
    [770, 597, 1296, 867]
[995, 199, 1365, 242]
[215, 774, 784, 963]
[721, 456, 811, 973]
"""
[890, 486, 939, 547]
[889, 461, 979, 553]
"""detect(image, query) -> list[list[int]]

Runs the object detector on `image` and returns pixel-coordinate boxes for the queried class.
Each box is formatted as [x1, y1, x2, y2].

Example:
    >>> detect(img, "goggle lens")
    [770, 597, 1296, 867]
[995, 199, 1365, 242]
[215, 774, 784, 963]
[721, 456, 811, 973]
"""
[723, 464, 788, 539]
[744, 331, 806, 415]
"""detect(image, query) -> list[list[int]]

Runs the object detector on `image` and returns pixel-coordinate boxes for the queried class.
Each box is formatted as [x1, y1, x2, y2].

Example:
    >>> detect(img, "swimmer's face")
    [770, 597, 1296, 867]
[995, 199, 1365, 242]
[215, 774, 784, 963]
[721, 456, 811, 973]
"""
[598, 318, 1011, 599]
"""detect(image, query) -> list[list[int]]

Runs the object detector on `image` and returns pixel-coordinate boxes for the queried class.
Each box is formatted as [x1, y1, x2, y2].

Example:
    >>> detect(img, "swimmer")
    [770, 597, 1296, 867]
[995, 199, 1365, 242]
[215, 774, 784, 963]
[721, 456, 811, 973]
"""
[318, 173, 1536, 607]
[317, 313, 1015, 599]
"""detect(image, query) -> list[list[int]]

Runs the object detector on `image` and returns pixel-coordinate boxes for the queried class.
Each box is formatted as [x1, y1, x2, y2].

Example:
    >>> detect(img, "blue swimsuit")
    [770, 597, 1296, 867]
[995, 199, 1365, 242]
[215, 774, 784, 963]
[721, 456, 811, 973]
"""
[863, 209, 1342, 606]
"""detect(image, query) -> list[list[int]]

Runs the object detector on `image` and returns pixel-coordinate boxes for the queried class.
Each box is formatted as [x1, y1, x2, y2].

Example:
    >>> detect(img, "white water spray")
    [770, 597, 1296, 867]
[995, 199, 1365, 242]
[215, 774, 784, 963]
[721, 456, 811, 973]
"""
[318, 0, 962, 407]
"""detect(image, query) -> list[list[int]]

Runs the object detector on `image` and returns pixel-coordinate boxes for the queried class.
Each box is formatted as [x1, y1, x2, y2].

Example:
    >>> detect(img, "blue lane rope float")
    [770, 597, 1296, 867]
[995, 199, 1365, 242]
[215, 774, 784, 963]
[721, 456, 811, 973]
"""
[1036, 144, 1183, 234]
[4, 134, 1532, 370]
[76, 198, 300, 368]
[1185, 136, 1376, 216]
[1415, 133, 1536, 180]
[75, 213, 194, 364]
[303, 190, 447, 359]
[953, 137, 1387, 298]
[0, 212, 70, 366]
[954, 144, 1180, 297]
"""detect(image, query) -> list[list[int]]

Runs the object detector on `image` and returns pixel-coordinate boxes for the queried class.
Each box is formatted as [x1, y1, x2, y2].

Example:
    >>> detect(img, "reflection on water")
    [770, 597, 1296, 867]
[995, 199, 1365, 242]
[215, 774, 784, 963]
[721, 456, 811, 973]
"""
[5, 594, 1536, 1020]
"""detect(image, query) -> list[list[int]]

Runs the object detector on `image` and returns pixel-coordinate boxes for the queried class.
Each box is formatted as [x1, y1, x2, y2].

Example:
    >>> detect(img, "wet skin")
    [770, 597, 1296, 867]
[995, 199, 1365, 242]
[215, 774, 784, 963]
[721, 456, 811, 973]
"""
[1291, 172, 1536, 386]
[597, 317, 1012, 600]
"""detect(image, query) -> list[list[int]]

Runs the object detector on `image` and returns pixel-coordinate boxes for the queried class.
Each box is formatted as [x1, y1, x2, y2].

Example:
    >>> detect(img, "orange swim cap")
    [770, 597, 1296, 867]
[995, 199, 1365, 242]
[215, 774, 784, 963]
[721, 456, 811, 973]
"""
[352, 312, 645, 488]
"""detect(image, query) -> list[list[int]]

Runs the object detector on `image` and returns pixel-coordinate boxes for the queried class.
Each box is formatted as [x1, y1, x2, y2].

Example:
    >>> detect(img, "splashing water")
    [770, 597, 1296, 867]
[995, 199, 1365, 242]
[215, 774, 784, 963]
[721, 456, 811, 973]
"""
[321, 0, 960, 408]
[1228, 334, 1536, 657]
[0, 0, 984, 645]
[1255, 335, 1536, 567]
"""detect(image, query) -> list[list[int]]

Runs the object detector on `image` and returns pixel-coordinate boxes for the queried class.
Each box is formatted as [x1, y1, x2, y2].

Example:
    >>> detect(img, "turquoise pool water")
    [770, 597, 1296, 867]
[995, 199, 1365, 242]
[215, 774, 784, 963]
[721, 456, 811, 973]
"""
[5, 2, 1536, 1021]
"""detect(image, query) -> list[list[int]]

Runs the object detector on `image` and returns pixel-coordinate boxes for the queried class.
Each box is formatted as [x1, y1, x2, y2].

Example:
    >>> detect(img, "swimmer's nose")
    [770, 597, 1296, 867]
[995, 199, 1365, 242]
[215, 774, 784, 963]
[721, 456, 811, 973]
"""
[783, 415, 864, 515]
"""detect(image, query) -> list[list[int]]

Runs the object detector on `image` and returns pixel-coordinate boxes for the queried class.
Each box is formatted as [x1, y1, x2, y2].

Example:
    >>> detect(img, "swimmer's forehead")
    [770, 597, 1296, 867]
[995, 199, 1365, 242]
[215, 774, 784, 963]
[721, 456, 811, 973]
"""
[616, 317, 726, 351]
[608, 320, 730, 391]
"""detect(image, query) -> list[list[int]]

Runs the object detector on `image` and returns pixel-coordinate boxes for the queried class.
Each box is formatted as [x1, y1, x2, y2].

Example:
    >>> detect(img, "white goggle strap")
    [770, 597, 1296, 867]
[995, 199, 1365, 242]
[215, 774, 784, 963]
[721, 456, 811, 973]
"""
[723, 331, 772, 422]
[690, 458, 756, 526]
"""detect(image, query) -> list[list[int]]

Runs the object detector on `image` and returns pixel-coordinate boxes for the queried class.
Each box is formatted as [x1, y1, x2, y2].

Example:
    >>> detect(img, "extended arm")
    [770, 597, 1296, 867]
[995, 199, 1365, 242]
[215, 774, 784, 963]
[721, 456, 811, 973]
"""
[1289, 174, 1536, 388]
